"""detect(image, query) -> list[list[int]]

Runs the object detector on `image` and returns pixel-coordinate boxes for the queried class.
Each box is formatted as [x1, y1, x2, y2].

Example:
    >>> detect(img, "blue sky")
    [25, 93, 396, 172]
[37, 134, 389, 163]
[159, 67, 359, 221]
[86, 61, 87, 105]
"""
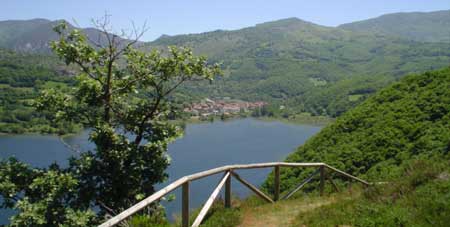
[2, 0, 449, 41]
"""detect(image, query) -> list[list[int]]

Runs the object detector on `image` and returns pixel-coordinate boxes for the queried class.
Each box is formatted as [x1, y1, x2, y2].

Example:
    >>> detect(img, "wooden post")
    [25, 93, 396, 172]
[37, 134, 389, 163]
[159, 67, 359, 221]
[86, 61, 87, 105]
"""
[225, 171, 232, 208]
[182, 181, 190, 227]
[231, 172, 274, 203]
[319, 165, 325, 196]
[98, 162, 369, 227]
[282, 168, 320, 200]
[274, 166, 280, 201]
[192, 172, 230, 227]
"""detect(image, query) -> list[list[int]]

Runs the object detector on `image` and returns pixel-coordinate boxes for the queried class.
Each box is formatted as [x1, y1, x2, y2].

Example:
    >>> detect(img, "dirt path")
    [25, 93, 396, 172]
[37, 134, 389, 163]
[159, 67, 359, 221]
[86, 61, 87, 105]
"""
[237, 197, 336, 227]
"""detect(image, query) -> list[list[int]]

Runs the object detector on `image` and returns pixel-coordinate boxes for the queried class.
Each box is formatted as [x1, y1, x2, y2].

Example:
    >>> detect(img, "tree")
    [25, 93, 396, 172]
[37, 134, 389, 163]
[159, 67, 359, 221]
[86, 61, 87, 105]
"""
[38, 17, 221, 215]
[0, 16, 221, 225]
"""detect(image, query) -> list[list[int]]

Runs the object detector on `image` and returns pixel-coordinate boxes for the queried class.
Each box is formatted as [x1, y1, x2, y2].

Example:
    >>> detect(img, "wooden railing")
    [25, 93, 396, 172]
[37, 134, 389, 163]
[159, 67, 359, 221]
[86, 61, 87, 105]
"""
[99, 162, 369, 227]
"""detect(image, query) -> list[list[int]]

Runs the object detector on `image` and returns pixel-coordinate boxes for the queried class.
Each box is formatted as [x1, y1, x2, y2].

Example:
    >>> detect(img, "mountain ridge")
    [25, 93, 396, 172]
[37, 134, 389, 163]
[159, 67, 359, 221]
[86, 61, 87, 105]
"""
[339, 9, 450, 42]
[0, 18, 127, 53]
[1, 9, 448, 53]
[0, 10, 450, 118]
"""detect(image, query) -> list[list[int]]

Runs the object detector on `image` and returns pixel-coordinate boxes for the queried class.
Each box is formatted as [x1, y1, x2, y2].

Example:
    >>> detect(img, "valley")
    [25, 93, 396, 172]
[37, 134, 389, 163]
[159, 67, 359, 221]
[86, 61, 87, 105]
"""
[0, 4, 449, 227]
[1, 10, 450, 135]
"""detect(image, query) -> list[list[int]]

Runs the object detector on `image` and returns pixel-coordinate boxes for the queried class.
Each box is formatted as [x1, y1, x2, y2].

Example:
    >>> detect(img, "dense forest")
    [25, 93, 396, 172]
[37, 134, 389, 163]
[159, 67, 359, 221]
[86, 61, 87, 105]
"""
[265, 67, 450, 190]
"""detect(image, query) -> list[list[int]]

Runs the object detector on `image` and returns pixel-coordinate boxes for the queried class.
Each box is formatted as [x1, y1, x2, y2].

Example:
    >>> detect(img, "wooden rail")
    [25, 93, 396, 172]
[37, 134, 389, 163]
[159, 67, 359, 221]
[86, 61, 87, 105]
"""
[99, 162, 369, 227]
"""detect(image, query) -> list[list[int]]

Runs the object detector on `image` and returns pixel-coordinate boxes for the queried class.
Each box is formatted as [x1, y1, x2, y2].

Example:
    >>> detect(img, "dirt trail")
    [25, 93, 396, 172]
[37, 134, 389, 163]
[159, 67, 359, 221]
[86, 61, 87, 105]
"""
[237, 197, 336, 227]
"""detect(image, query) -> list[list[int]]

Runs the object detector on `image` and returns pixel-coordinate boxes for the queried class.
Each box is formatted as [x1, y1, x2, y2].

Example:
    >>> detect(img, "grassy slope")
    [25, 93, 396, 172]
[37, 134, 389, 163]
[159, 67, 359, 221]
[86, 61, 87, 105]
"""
[178, 158, 449, 227]
[293, 158, 450, 226]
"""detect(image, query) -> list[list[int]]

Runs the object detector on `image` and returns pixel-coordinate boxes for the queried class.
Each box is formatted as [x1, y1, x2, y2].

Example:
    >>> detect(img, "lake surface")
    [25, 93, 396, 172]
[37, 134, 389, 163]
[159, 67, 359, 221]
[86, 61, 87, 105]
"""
[0, 118, 322, 224]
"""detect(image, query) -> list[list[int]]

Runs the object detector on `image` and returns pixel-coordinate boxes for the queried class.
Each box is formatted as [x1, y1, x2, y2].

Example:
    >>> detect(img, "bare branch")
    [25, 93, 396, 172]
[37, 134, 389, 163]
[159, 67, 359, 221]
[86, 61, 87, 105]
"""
[163, 76, 189, 97]
[98, 200, 117, 216]
[72, 59, 103, 85]
[113, 20, 149, 59]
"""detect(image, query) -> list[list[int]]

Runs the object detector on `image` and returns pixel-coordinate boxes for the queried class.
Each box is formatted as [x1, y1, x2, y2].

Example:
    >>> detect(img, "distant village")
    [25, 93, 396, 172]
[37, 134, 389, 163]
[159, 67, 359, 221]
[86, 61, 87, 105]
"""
[184, 98, 267, 118]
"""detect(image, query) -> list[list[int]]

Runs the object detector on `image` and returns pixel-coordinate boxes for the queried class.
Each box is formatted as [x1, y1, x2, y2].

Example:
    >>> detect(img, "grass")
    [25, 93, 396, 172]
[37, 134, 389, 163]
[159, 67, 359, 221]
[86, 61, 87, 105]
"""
[128, 199, 242, 227]
[127, 158, 450, 227]
[291, 159, 450, 227]
[190, 184, 362, 227]
[199, 159, 450, 227]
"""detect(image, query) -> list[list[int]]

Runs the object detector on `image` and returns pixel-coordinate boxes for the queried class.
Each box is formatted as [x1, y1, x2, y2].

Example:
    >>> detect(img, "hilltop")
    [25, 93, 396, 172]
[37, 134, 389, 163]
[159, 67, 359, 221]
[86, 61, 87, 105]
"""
[340, 10, 450, 43]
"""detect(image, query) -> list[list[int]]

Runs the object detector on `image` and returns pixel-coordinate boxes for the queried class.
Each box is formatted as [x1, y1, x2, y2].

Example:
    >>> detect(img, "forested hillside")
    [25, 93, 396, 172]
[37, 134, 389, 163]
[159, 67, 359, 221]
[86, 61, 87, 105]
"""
[147, 17, 450, 116]
[340, 10, 450, 43]
[0, 49, 79, 133]
[1, 12, 450, 131]
[264, 67, 450, 192]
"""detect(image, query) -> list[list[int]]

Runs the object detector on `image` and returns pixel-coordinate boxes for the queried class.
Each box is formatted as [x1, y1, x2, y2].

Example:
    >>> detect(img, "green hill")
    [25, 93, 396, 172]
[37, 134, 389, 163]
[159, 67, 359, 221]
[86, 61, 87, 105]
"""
[340, 10, 450, 43]
[0, 49, 79, 133]
[264, 67, 450, 192]
[1, 12, 450, 129]
[146, 17, 450, 116]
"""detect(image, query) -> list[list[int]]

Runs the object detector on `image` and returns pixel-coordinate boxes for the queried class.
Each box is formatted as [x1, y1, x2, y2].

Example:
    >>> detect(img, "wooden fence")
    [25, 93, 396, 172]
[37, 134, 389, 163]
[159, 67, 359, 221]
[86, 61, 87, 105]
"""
[99, 162, 369, 227]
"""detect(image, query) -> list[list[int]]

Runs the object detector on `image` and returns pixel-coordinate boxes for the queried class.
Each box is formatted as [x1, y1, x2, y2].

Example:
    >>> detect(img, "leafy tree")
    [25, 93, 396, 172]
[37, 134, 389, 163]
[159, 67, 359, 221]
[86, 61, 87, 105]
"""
[1, 17, 220, 225]
[37, 19, 220, 215]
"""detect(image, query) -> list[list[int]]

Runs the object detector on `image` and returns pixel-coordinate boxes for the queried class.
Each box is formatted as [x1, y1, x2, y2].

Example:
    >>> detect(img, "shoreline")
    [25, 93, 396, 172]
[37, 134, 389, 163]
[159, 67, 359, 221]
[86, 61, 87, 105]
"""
[258, 115, 334, 126]
[0, 115, 332, 137]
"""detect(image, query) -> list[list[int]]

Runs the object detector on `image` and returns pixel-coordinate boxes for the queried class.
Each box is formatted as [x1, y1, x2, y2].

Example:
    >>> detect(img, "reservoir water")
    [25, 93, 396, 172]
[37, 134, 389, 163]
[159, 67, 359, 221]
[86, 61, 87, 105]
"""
[0, 118, 322, 224]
